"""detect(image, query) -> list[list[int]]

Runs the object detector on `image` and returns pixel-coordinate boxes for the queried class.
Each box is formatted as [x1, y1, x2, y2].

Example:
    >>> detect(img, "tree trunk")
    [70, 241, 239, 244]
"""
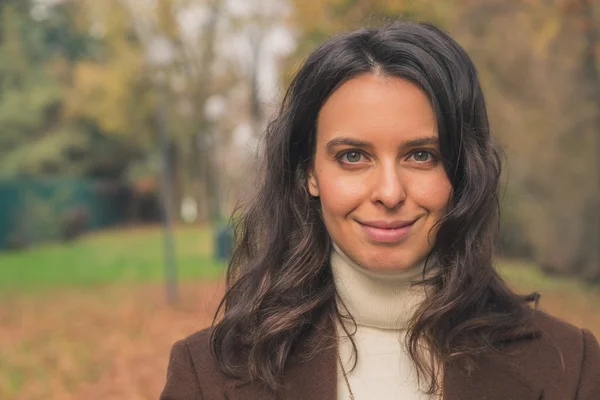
[576, 0, 600, 280]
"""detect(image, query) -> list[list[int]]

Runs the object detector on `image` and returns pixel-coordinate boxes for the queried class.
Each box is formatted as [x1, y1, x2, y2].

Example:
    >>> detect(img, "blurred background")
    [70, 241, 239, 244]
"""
[0, 0, 599, 398]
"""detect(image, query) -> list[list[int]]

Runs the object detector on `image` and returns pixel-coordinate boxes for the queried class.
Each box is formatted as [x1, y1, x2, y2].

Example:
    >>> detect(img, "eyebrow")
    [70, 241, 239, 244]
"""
[402, 136, 439, 147]
[325, 138, 372, 152]
[325, 136, 439, 152]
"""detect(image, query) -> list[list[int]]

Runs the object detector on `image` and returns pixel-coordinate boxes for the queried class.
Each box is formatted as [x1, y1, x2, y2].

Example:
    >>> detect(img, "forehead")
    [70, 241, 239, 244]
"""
[316, 73, 438, 144]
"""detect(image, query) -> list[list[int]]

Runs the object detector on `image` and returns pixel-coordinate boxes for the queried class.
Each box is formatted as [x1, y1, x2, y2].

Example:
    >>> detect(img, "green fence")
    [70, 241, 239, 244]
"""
[0, 178, 127, 249]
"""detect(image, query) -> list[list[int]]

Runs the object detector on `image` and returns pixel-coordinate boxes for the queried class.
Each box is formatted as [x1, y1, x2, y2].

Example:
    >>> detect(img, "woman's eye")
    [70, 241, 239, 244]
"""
[342, 151, 363, 163]
[410, 151, 433, 162]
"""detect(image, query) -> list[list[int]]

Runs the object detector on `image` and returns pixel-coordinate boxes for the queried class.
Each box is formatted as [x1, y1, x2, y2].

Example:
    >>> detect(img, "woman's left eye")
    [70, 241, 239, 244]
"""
[409, 151, 434, 162]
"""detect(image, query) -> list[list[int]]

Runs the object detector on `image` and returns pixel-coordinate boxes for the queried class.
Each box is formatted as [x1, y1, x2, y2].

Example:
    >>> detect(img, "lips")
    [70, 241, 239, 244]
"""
[360, 220, 415, 229]
[358, 219, 416, 243]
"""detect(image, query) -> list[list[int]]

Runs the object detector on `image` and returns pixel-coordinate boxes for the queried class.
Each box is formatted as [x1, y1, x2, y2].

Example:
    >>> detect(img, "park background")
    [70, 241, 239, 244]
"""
[1, 0, 599, 399]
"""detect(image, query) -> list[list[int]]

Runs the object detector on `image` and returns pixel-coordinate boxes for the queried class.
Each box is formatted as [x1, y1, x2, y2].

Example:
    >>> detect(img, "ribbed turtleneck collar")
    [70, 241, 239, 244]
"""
[330, 243, 429, 330]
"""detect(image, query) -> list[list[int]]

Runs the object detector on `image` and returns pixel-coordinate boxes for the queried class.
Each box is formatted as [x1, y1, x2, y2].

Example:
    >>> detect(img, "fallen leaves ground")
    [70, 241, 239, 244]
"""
[0, 280, 225, 400]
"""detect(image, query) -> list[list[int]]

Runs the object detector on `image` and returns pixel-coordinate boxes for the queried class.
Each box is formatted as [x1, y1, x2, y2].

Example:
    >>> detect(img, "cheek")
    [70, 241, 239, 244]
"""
[409, 170, 452, 214]
[316, 166, 368, 217]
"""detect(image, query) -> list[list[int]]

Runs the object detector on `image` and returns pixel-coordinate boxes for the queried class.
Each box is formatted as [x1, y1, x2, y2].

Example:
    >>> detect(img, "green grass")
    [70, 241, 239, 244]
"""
[499, 258, 597, 294]
[0, 225, 226, 291]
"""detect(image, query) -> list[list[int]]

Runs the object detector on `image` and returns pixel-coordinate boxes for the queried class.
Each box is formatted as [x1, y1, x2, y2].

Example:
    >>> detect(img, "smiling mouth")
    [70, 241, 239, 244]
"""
[357, 219, 417, 243]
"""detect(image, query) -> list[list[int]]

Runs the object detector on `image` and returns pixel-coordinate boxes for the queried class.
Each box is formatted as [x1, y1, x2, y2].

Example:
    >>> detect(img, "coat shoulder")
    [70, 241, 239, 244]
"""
[160, 326, 232, 400]
[503, 310, 600, 399]
[532, 309, 585, 341]
[180, 325, 229, 382]
[524, 309, 590, 367]
[182, 325, 215, 354]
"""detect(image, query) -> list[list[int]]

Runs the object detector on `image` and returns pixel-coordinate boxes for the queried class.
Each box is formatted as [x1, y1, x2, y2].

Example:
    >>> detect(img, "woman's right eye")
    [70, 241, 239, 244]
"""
[340, 151, 363, 163]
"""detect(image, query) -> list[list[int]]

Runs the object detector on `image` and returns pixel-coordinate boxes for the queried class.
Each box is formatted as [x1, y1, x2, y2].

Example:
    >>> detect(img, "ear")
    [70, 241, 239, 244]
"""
[307, 166, 320, 197]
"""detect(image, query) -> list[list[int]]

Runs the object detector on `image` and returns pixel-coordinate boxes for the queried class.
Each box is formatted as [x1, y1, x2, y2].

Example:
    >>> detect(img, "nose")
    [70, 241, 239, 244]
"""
[371, 160, 406, 209]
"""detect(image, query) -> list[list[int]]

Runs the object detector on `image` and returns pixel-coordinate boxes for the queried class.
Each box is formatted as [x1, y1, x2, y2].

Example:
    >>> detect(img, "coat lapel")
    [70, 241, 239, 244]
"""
[223, 343, 336, 400]
[225, 314, 544, 400]
[443, 353, 544, 400]
[443, 321, 544, 400]
[224, 312, 337, 400]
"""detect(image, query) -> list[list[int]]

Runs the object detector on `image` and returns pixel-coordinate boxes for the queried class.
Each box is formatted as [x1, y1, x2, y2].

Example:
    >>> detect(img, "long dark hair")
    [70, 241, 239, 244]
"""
[210, 20, 537, 394]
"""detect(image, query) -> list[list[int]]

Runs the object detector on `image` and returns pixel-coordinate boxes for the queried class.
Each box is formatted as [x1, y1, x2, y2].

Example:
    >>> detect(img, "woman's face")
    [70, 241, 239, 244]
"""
[308, 73, 452, 271]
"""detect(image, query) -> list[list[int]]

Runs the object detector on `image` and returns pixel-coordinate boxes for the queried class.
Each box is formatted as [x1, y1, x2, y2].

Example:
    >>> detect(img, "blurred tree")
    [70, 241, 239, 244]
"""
[0, 1, 63, 168]
[119, 0, 285, 222]
[455, 0, 600, 280]
[65, 0, 155, 147]
[0, 0, 138, 178]
[289, 0, 455, 79]
[152, 0, 224, 221]
[69, 0, 227, 221]
[1, 0, 296, 223]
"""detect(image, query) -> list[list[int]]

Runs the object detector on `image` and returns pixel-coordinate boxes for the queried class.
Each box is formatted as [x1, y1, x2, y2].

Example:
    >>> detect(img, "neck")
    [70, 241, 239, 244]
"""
[330, 243, 430, 330]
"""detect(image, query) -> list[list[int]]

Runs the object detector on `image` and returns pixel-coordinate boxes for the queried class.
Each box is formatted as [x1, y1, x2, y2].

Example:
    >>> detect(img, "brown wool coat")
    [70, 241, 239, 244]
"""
[160, 311, 600, 400]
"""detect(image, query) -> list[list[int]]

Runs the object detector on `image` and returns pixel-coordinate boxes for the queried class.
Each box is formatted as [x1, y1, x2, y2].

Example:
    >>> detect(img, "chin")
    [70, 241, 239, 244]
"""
[359, 252, 421, 271]
[367, 261, 417, 271]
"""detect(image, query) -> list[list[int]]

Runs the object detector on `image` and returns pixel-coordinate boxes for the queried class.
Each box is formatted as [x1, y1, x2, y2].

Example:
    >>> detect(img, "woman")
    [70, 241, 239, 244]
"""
[161, 21, 600, 400]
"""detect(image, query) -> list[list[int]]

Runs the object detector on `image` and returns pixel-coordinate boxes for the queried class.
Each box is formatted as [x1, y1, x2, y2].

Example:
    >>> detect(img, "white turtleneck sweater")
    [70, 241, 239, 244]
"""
[330, 243, 437, 400]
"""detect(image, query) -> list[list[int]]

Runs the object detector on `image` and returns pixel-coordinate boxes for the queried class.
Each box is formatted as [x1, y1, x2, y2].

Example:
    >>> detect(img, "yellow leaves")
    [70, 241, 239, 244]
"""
[66, 50, 149, 137]
[292, 0, 447, 29]
[64, 0, 155, 139]
[292, 0, 352, 34]
[287, 0, 454, 81]
[534, 17, 561, 59]
[1, 6, 29, 75]
[156, 0, 180, 40]
[290, 0, 453, 49]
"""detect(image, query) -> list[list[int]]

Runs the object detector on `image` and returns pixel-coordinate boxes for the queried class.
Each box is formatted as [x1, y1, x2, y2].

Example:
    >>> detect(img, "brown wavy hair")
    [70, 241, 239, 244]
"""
[210, 20, 538, 394]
